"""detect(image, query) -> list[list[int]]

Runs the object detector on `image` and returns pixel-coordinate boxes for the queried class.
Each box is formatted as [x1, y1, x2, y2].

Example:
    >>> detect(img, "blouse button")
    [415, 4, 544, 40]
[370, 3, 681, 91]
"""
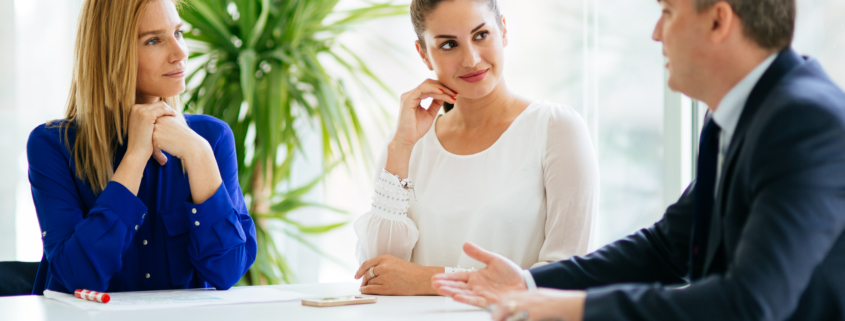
[195, 221, 200, 226]
[135, 225, 139, 231]
[192, 208, 197, 214]
[142, 213, 146, 219]
[143, 239, 148, 246]
[145, 273, 150, 279]
[42, 231, 47, 237]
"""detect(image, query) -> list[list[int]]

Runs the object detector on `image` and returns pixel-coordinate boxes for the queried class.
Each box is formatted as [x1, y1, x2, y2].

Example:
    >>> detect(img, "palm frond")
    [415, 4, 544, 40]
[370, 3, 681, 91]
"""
[180, 0, 407, 285]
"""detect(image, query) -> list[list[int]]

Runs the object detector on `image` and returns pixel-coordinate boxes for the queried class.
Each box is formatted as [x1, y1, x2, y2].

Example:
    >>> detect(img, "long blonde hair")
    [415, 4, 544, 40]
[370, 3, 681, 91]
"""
[60, 0, 183, 192]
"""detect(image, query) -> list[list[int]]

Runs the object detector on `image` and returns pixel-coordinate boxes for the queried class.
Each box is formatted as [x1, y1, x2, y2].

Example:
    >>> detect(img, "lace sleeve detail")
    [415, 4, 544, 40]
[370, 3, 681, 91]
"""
[353, 169, 420, 264]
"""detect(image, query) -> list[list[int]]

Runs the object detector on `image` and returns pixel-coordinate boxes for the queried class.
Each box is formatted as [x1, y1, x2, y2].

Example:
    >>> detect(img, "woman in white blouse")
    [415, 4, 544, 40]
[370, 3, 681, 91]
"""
[353, 0, 599, 295]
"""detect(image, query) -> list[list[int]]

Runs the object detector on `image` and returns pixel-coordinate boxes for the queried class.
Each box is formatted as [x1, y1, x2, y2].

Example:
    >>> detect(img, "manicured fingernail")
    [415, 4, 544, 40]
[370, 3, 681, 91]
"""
[451, 96, 456, 100]
[439, 88, 444, 92]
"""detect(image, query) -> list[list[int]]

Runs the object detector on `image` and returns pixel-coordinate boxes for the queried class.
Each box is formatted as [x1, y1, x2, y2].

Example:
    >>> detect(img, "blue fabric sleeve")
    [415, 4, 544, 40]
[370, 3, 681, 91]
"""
[184, 121, 257, 290]
[27, 125, 147, 292]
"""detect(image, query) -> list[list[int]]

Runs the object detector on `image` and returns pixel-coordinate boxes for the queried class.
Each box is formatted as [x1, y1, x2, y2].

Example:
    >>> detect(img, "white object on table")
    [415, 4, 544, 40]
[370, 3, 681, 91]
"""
[43, 287, 308, 311]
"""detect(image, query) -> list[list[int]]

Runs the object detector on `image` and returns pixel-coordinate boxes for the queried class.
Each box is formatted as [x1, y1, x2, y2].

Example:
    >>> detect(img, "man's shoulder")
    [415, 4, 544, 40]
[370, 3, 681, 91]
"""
[744, 61, 845, 167]
[769, 57, 845, 118]
[743, 54, 845, 136]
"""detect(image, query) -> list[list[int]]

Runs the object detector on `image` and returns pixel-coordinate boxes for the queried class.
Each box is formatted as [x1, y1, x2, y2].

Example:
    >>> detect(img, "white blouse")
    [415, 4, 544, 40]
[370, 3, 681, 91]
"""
[354, 101, 599, 270]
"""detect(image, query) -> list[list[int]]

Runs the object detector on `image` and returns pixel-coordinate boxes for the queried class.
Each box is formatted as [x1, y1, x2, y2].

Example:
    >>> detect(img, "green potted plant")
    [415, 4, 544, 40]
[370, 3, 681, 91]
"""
[179, 0, 406, 285]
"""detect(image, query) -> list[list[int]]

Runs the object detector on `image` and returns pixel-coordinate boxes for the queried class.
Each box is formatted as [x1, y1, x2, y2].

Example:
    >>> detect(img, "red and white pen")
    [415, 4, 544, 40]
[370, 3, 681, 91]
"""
[74, 289, 111, 303]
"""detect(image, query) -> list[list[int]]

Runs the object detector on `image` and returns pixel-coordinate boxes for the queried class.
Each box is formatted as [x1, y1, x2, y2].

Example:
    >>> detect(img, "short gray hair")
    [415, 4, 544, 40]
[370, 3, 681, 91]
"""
[695, 0, 795, 50]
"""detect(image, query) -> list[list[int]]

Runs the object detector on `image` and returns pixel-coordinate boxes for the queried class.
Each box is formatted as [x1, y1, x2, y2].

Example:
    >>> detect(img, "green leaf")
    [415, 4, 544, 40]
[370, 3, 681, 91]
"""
[246, 0, 271, 49]
[328, 4, 408, 28]
[266, 199, 347, 215]
[182, 0, 237, 52]
[281, 218, 348, 234]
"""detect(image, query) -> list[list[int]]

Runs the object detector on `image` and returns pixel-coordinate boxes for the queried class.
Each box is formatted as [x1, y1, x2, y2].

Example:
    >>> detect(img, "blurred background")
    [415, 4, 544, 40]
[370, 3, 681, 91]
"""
[0, 0, 843, 285]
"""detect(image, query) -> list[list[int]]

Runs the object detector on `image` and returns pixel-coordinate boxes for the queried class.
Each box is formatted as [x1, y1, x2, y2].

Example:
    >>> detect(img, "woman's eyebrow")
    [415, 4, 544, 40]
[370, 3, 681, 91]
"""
[470, 22, 486, 34]
[139, 22, 184, 38]
[434, 22, 487, 39]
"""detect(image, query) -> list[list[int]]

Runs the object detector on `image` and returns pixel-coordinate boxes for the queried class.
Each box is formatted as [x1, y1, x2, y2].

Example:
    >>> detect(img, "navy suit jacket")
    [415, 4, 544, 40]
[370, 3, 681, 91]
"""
[531, 49, 845, 320]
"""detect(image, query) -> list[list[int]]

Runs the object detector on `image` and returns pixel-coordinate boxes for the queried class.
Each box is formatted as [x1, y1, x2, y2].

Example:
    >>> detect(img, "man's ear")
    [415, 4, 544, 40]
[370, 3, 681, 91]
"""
[708, 2, 735, 45]
[416, 40, 434, 70]
[501, 15, 508, 47]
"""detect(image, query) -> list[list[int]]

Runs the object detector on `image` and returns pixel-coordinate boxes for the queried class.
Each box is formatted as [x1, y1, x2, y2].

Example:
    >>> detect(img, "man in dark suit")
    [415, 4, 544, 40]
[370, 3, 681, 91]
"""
[432, 0, 845, 320]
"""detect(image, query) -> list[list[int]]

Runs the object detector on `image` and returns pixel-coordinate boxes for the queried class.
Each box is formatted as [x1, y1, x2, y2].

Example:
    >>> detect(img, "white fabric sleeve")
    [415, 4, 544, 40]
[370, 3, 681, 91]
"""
[532, 105, 600, 267]
[353, 145, 420, 265]
[445, 266, 477, 273]
[522, 269, 538, 290]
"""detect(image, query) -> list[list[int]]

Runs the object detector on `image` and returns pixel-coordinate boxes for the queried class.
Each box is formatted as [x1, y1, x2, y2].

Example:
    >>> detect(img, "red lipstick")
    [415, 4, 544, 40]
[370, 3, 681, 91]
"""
[459, 69, 488, 83]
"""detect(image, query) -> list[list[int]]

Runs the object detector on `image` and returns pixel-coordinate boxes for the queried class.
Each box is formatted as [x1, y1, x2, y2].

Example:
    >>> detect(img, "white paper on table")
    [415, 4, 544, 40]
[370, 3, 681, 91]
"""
[43, 287, 309, 311]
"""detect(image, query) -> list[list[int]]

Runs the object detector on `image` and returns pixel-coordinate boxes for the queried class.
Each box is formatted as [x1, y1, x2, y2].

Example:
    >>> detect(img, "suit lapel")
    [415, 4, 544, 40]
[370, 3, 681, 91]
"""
[702, 49, 805, 274]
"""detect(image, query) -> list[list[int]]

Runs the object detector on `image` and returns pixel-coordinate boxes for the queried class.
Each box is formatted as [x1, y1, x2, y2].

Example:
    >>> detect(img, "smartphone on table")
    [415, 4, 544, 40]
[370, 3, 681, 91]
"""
[301, 296, 377, 307]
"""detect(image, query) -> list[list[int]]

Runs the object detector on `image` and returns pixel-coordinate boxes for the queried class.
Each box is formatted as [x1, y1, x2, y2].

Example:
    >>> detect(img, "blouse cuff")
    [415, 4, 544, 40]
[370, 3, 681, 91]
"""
[184, 183, 235, 227]
[522, 269, 538, 291]
[370, 169, 412, 220]
[95, 181, 148, 230]
[445, 266, 477, 273]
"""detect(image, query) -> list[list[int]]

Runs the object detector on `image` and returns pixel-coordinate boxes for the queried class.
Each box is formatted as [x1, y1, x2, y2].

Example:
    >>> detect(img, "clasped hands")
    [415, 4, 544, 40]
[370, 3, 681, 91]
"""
[127, 101, 205, 164]
[431, 242, 586, 321]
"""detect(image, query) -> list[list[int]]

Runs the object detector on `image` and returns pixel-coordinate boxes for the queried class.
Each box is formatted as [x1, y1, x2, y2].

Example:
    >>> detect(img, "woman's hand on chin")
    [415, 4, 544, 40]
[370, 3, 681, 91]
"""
[394, 79, 458, 149]
[386, 79, 458, 178]
[151, 115, 209, 162]
[354, 255, 444, 296]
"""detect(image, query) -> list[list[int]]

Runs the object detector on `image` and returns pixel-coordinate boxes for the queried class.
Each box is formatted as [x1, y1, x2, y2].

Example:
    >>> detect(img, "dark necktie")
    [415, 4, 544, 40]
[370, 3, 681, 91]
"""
[691, 117, 721, 280]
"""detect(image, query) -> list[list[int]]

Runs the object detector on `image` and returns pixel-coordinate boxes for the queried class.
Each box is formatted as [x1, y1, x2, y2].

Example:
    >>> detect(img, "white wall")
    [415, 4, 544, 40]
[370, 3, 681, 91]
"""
[0, 0, 83, 262]
[0, 0, 18, 261]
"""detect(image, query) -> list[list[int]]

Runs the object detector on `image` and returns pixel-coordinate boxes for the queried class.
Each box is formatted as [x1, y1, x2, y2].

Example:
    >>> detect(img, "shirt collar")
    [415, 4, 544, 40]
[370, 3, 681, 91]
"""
[711, 53, 778, 140]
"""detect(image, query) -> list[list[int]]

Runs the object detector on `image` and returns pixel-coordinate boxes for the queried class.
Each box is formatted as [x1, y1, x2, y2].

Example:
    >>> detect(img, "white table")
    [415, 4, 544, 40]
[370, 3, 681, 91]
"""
[0, 282, 490, 321]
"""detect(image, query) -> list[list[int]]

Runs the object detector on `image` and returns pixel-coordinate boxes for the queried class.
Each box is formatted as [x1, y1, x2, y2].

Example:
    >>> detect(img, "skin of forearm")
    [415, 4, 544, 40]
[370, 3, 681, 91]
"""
[111, 152, 151, 195]
[182, 139, 222, 204]
[422, 266, 447, 295]
[385, 140, 414, 179]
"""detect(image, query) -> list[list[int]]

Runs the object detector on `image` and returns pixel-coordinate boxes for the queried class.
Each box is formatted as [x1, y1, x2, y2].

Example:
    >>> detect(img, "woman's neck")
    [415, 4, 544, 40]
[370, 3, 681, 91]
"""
[448, 79, 520, 130]
[136, 93, 160, 105]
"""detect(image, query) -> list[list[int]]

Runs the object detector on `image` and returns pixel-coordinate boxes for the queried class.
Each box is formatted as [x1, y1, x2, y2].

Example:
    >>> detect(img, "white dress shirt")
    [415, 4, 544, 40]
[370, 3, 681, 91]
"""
[523, 54, 777, 290]
[712, 54, 777, 189]
[354, 101, 600, 271]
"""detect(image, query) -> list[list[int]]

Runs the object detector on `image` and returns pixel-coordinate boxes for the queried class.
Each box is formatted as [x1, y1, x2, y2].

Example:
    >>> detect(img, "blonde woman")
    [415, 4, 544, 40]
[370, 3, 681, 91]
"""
[28, 0, 256, 294]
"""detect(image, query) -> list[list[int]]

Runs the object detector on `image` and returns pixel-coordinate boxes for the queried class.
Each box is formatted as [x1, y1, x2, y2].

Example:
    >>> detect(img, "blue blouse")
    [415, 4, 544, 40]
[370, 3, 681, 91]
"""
[27, 114, 257, 294]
